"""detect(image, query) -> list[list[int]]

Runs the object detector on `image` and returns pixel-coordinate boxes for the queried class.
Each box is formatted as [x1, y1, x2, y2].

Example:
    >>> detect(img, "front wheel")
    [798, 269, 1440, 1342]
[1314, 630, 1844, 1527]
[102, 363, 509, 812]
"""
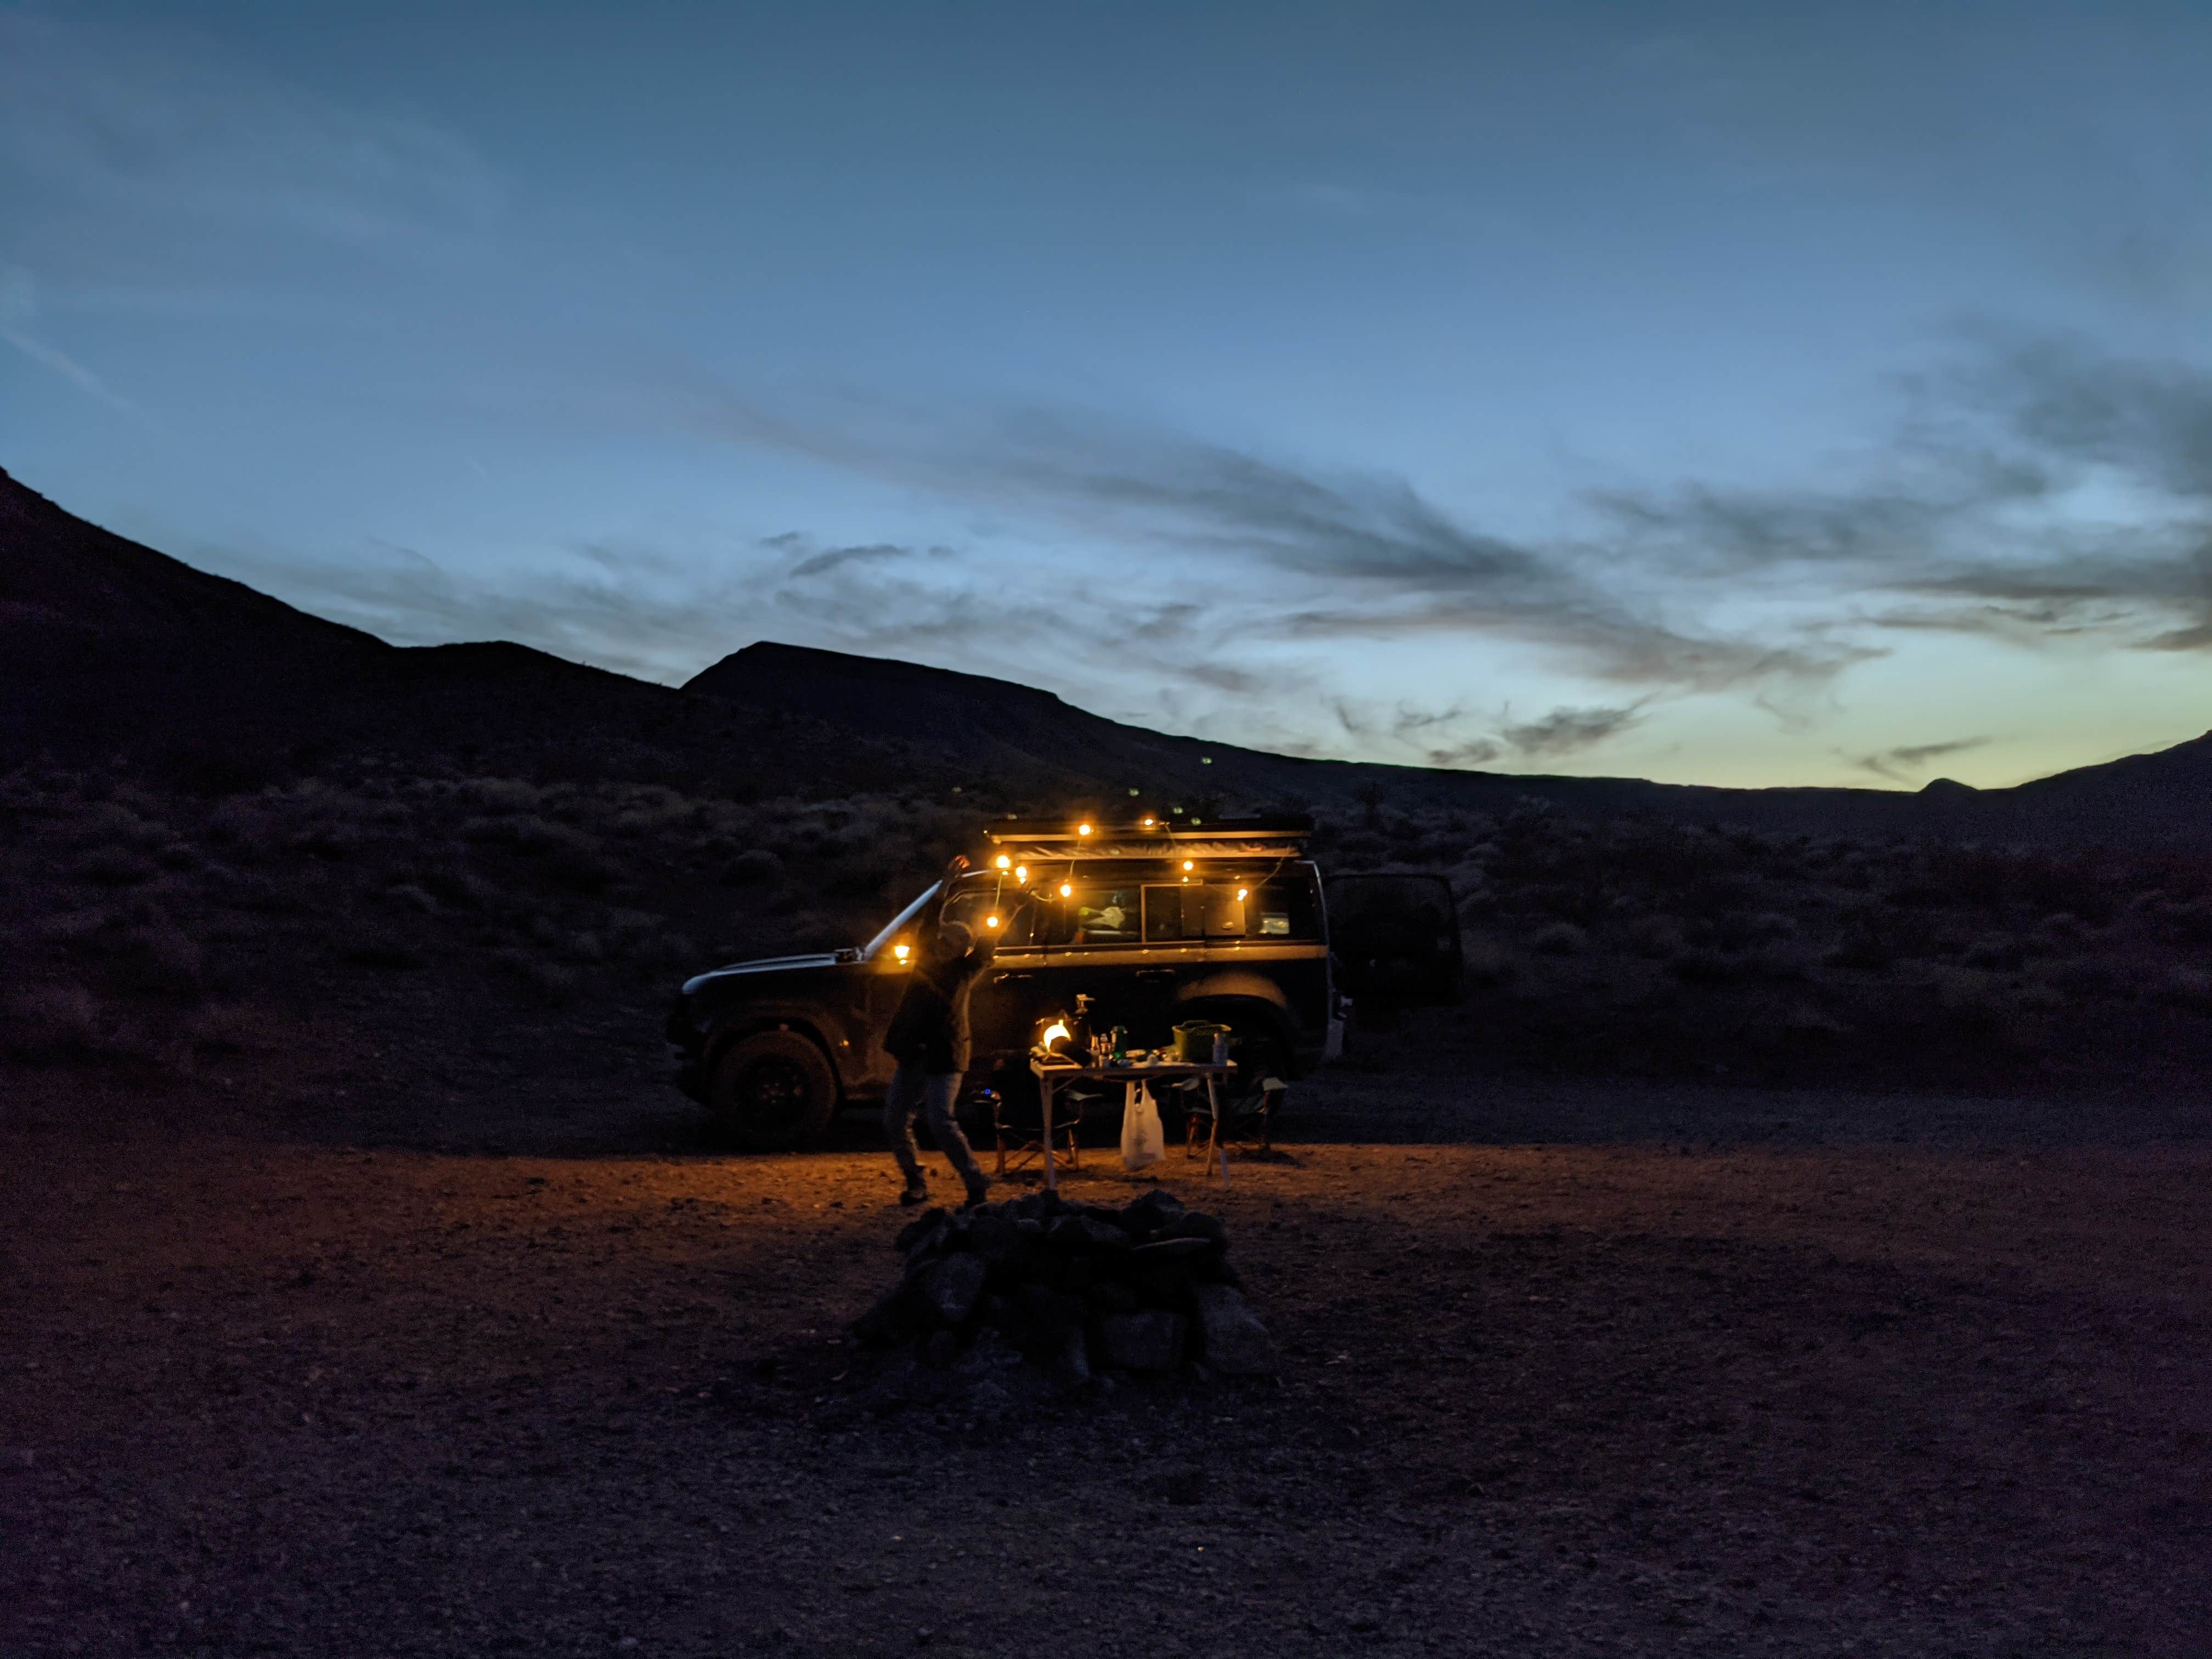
[707, 1029, 837, 1149]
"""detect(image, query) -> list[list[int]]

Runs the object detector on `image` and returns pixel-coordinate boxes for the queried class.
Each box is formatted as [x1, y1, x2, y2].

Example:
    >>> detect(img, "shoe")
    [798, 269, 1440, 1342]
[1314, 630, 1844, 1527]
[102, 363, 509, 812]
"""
[898, 1180, 930, 1207]
[960, 1173, 991, 1210]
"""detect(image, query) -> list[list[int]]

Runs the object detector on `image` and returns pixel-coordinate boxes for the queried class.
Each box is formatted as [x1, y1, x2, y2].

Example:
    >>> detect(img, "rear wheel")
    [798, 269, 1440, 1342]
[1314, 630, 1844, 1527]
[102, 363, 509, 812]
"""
[707, 1029, 837, 1149]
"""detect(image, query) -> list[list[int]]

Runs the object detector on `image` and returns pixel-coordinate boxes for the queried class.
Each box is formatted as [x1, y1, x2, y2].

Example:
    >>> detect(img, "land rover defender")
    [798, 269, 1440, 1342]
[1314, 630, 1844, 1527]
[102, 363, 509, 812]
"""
[664, 816, 1457, 1148]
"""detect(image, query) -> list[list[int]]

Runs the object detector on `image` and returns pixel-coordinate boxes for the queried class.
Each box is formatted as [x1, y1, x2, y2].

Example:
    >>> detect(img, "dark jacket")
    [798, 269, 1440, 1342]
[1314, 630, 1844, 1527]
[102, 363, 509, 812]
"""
[884, 929, 997, 1075]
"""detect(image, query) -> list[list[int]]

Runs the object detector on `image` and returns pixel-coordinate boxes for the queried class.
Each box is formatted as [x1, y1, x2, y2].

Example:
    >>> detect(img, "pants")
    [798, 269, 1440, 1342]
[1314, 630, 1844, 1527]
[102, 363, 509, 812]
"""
[883, 1061, 983, 1189]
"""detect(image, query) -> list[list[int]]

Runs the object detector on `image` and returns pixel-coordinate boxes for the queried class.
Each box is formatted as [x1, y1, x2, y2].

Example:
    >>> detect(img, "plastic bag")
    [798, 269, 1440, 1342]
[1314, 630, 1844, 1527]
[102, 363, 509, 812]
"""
[1120, 1082, 1165, 1171]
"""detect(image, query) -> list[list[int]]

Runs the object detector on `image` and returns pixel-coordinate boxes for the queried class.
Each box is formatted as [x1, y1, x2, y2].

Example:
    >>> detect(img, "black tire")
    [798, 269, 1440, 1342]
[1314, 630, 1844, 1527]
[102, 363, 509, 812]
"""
[707, 1029, 838, 1149]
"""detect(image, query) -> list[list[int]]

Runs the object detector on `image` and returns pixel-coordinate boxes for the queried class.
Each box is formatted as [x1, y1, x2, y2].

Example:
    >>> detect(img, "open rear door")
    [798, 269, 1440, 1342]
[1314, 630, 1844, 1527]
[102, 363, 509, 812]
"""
[1324, 873, 1463, 1004]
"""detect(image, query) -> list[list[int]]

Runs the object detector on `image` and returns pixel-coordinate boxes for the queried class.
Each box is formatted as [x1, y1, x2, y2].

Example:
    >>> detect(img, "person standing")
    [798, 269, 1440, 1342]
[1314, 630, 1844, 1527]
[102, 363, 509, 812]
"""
[883, 856, 995, 1207]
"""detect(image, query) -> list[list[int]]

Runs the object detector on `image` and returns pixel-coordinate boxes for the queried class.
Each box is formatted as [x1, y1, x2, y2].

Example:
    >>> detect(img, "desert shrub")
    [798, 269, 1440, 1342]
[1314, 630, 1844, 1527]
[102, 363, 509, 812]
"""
[185, 1002, 269, 1054]
[2163, 967, 2212, 1014]
[74, 847, 157, 887]
[489, 947, 578, 1006]
[153, 841, 201, 872]
[290, 827, 363, 862]
[2044, 956, 2140, 1000]
[119, 921, 205, 1001]
[1673, 945, 1804, 986]
[2162, 902, 2212, 945]
[64, 800, 165, 850]
[461, 814, 564, 851]
[1526, 920, 1589, 956]
[338, 930, 427, 971]
[721, 849, 783, 886]
[459, 778, 542, 816]
[416, 863, 494, 911]
[1461, 936, 1515, 988]
[1962, 933, 2025, 971]
[1622, 913, 1685, 959]
[3, 983, 100, 1058]
[543, 840, 620, 895]
[1669, 946, 1746, 985]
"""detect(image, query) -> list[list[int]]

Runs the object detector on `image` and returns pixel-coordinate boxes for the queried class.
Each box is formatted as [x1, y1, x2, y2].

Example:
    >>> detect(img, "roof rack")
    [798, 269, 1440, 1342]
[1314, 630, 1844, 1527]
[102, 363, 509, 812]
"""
[981, 815, 1313, 861]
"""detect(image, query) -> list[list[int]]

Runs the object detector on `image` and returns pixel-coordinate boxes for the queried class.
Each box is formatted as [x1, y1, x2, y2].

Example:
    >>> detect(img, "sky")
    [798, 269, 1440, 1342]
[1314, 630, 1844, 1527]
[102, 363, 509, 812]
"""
[4, 1, 2211, 789]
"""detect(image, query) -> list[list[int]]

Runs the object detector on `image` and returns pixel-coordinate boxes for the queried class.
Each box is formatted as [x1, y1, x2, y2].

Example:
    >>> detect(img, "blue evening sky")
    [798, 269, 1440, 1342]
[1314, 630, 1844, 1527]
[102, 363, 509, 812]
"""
[4, 1, 2210, 787]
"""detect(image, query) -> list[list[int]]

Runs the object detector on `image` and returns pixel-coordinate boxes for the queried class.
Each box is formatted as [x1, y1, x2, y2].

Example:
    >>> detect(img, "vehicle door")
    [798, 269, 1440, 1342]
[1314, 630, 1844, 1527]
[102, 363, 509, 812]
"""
[1323, 872, 1463, 1003]
[1028, 870, 1158, 1046]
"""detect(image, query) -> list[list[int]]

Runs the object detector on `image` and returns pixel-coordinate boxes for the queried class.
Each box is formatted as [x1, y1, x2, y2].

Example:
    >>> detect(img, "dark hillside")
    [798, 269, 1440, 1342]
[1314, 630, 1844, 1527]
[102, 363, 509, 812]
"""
[5, 464, 2208, 845]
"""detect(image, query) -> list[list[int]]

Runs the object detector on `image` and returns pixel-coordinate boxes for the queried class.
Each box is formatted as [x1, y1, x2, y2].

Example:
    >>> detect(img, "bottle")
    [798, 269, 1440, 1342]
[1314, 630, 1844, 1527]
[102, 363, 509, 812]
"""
[1211, 1030, 1229, 1067]
[1110, 1025, 1127, 1063]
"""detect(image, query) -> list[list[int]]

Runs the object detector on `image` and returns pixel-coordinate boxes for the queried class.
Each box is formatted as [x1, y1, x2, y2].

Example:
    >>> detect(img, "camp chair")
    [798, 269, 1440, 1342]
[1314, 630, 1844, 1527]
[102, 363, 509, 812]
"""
[990, 1080, 1109, 1177]
[1173, 1071, 1284, 1159]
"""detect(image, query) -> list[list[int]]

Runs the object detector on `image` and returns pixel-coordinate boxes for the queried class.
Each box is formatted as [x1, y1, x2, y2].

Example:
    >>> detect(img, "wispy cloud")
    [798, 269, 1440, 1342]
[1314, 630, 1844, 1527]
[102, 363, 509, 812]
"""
[0, 13, 500, 259]
[1846, 735, 1993, 783]
[0, 261, 138, 413]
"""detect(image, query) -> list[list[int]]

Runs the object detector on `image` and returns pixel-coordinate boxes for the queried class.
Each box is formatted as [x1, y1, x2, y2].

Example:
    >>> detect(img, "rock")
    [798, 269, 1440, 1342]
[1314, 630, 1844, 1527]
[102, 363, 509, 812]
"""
[1190, 1284, 1277, 1375]
[919, 1329, 960, 1369]
[1117, 1189, 1186, 1236]
[1098, 1309, 1187, 1372]
[894, 1209, 952, 1254]
[1087, 1280, 1141, 1314]
[965, 1212, 1032, 1280]
[1156, 1212, 1228, 1248]
[1010, 1284, 1087, 1359]
[851, 1280, 927, 1346]
[1128, 1235, 1213, 1260]
[1013, 1217, 1046, 1239]
[1054, 1325, 1091, 1384]
[921, 1252, 987, 1327]
[1047, 1214, 1130, 1254]
[1135, 1260, 1196, 1305]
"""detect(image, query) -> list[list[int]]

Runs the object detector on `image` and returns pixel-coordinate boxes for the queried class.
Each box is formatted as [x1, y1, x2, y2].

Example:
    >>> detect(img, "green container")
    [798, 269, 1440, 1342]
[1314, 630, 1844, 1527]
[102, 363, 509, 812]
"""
[1171, 1020, 1231, 1064]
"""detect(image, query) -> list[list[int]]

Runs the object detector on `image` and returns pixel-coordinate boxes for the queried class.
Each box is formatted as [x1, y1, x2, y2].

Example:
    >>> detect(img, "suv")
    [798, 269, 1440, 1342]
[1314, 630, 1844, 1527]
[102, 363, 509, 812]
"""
[663, 816, 1458, 1148]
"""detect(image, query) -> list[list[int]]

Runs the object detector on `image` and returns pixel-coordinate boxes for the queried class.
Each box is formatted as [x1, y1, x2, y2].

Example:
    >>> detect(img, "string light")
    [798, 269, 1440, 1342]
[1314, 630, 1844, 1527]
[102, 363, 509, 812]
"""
[1077, 823, 1093, 836]
[893, 944, 910, 961]
[985, 914, 1001, 929]
[1059, 882, 1073, 898]
[994, 854, 1011, 870]
[1014, 865, 1028, 883]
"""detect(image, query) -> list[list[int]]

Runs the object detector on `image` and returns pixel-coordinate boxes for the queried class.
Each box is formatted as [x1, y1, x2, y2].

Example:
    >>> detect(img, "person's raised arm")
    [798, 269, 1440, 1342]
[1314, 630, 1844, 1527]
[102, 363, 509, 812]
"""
[915, 854, 971, 943]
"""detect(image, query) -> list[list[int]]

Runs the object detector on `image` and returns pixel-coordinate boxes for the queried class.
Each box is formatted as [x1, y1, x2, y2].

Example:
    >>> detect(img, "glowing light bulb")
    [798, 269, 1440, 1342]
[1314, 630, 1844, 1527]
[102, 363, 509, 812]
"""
[1059, 882, 1073, 898]
[1142, 816, 1155, 827]
[1015, 865, 1028, 883]
[1182, 859, 1194, 871]
[893, 944, 910, 961]
[1077, 823, 1093, 836]
[985, 913, 1001, 929]
[1236, 888, 1248, 900]
[995, 854, 1011, 870]
[1042, 1021, 1070, 1049]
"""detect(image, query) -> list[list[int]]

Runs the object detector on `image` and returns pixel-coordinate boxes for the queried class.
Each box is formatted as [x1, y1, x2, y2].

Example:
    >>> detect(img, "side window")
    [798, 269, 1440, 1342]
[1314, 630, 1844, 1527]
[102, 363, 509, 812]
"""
[1141, 881, 1317, 941]
[939, 885, 1040, 947]
[1036, 883, 1141, 946]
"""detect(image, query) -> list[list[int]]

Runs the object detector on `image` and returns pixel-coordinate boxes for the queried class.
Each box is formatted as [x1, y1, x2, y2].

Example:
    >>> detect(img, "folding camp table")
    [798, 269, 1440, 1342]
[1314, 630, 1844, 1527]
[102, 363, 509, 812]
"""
[1028, 1057, 1235, 1191]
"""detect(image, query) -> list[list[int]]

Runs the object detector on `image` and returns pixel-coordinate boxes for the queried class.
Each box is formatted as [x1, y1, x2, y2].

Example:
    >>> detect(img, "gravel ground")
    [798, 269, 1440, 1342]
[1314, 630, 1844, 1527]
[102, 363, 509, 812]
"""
[4, 1052, 2210, 1657]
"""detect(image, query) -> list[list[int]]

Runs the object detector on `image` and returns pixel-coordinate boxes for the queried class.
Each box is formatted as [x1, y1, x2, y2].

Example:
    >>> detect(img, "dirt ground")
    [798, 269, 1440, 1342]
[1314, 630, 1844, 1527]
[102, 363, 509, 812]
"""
[5, 1032, 2211, 1658]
